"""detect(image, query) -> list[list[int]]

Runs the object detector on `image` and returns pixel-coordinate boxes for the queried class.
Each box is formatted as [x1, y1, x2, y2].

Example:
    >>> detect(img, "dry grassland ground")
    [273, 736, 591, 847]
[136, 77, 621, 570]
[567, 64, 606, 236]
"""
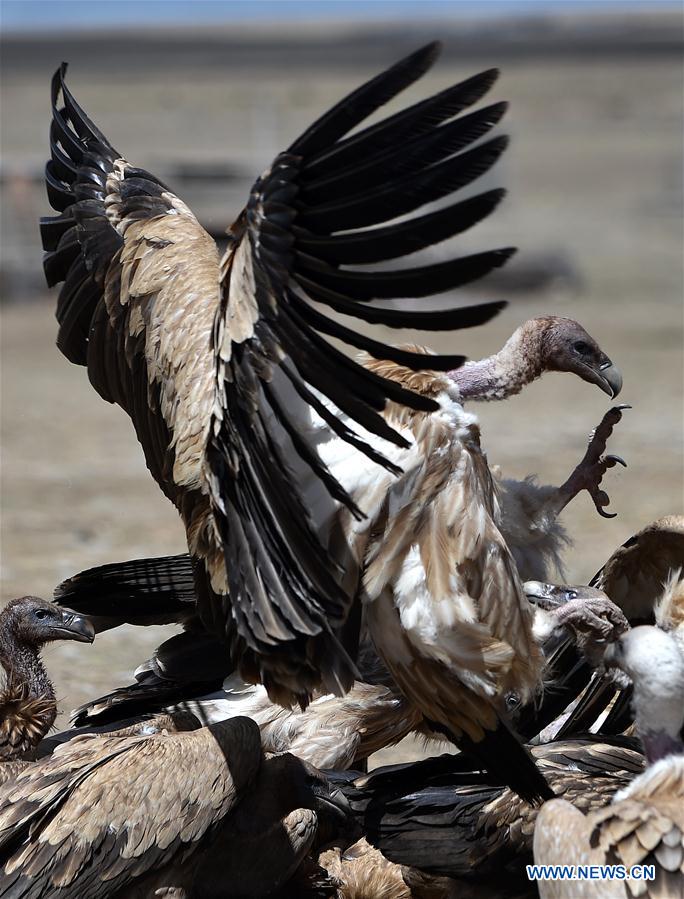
[1, 39, 682, 767]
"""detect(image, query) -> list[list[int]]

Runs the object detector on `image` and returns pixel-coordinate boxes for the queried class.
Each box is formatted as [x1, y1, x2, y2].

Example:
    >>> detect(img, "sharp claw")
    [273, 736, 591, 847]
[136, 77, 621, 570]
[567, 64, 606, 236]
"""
[614, 404, 632, 412]
[605, 454, 627, 468]
[598, 508, 618, 519]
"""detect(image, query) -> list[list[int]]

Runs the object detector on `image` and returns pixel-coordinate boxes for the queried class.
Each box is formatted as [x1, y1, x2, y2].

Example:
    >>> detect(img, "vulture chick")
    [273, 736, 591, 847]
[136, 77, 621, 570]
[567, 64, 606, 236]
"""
[330, 738, 643, 887]
[534, 626, 684, 899]
[0, 597, 93, 762]
[42, 42, 519, 707]
[0, 716, 353, 898]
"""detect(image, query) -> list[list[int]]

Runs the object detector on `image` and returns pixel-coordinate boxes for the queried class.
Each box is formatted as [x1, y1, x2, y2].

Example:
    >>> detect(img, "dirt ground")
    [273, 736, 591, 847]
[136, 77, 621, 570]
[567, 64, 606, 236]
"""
[1, 35, 682, 760]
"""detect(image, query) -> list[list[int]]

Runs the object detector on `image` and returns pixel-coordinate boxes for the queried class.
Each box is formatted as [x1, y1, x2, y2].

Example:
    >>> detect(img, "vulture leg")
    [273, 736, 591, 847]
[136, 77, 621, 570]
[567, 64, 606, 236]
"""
[548, 404, 630, 519]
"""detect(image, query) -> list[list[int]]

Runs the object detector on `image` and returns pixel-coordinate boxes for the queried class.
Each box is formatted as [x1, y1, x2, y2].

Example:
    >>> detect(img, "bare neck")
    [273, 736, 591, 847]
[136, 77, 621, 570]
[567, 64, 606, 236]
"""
[0, 629, 53, 702]
[448, 323, 545, 401]
[640, 729, 684, 765]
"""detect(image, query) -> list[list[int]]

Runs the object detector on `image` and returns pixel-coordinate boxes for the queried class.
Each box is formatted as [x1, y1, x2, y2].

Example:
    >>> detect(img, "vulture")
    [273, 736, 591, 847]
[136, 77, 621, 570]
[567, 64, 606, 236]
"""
[0, 597, 94, 765]
[43, 41, 518, 708]
[43, 40, 628, 796]
[513, 516, 684, 743]
[42, 36, 627, 704]
[43, 579, 626, 796]
[0, 716, 354, 898]
[533, 625, 684, 898]
[328, 737, 644, 891]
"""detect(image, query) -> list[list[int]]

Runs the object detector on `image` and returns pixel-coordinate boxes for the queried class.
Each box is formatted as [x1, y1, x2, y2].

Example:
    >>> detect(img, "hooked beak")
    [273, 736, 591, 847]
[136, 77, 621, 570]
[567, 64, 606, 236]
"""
[51, 609, 95, 643]
[595, 359, 623, 399]
[314, 782, 354, 829]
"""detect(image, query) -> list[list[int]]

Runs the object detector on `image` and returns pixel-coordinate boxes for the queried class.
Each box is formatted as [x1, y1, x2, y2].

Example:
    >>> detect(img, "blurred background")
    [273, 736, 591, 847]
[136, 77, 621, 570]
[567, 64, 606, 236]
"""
[1, 1, 682, 761]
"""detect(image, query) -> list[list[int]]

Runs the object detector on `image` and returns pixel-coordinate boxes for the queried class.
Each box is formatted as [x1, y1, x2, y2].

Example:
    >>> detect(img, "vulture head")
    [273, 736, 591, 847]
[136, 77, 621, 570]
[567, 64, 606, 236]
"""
[604, 625, 684, 763]
[0, 597, 95, 653]
[534, 317, 622, 398]
[267, 753, 355, 839]
[444, 315, 622, 401]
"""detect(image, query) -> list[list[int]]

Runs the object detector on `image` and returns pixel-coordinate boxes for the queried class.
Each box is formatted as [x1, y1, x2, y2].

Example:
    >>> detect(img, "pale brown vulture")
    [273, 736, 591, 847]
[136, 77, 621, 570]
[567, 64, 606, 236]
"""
[0, 716, 353, 897]
[43, 34, 631, 729]
[43, 42, 517, 709]
[0, 597, 93, 765]
[533, 625, 684, 899]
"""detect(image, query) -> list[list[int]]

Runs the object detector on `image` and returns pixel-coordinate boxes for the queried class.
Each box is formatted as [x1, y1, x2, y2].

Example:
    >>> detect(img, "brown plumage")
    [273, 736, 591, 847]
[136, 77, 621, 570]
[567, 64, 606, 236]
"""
[537, 516, 684, 741]
[318, 838, 411, 899]
[336, 738, 643, 890]
[0, 716, 353, 897]
[0, 597, 94, 761]
[534, 626, 684, 898]
[594, 515, 684, 621]
[42, 42, 518, 707]
[358, 353, 550, 801]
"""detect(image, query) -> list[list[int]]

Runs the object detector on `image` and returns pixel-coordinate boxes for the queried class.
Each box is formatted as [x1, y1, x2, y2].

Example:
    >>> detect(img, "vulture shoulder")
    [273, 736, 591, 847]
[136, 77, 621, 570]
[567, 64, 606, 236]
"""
[0, 717, 262, 897]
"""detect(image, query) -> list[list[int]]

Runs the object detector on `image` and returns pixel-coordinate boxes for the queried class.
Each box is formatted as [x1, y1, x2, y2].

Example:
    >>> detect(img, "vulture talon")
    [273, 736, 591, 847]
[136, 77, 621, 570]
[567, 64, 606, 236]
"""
[554, 405, 629, 518]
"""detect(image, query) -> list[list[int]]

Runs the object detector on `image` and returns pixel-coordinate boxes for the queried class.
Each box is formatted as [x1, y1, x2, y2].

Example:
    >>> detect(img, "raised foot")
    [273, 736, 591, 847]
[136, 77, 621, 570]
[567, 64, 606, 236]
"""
[561, 404, 631, 518]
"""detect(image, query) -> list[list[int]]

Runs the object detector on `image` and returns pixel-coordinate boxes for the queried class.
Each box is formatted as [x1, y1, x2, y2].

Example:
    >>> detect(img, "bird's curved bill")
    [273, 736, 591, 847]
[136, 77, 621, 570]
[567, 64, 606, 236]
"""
[52, 610, 96, 643]
[596, 360, 623, 398]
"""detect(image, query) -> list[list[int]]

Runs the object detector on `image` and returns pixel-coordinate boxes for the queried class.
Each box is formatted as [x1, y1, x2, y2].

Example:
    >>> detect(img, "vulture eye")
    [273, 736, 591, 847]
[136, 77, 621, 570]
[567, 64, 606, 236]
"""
[566, 590, 577, 600]
[573, 340, 592, 355]
[33, 609, 48, 620]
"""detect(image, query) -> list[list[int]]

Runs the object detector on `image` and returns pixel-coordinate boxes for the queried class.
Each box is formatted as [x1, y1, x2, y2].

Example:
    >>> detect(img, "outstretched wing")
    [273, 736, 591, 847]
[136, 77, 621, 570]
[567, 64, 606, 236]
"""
[205, 43, 514, 699]
[42, 42, 514, 703]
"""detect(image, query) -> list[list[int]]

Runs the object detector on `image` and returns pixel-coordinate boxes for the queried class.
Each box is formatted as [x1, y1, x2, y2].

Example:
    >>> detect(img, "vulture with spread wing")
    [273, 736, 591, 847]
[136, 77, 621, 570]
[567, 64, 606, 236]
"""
[43, 43, 631, 800]
[43, 42, 517, 707]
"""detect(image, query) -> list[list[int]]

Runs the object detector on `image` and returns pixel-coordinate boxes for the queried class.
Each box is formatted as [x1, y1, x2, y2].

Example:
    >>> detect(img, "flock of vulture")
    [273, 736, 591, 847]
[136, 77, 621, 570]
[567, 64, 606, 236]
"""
[0, 40, 682, 898]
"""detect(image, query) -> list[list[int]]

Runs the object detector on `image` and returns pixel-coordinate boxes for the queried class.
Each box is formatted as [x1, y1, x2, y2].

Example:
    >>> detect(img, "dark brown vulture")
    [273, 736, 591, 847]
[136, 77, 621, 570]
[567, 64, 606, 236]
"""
[0, 597, 93, 766]
[328, 736, 643, 895]
[42, 40, 626, 717]
[534, 625, 684, 899]
[0, 716, 353, 897]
